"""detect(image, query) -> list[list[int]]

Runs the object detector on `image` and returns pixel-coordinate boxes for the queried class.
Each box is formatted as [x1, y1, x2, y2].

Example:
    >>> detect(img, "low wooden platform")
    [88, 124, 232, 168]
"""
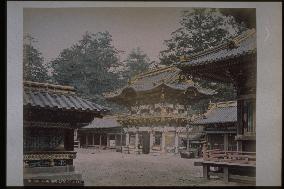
[197, 160, 255, 184]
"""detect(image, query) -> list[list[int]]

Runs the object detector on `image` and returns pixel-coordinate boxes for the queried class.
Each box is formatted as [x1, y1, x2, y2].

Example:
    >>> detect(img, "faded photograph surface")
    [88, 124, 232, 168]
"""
[23, 7, 256, 186]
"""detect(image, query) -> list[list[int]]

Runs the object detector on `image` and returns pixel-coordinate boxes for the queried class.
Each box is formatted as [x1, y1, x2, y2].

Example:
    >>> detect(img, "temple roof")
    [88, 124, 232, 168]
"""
[81, 116, 121, 129]
[193, 101, 237, 124]
[178, 29, 256, 68]
[104, 66, 216, 102]
[24, 81, 109, 114]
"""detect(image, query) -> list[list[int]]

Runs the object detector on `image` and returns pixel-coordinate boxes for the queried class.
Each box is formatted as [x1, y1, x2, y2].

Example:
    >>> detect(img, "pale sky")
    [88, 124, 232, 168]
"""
[23, 7, 192, 63]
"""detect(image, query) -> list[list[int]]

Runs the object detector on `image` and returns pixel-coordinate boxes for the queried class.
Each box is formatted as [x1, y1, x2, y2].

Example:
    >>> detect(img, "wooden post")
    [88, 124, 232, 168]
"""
[161, 132, 166, 153]
[50, 159, 54, 167]
[86, 134, 88, 148]
[237, 141, 242, 152]
[135, 132, 139, 150]
[149, 131, 153, 153]
[74, 129, 78, 140]
[175, 131, 179, 153]
[224, 133, 228, 151]
[120, 127, 123, 149]
[237, 99, 243, 152]
[64, 129, 74, 151]
[203, 165, 209, 179]
[126, 133, 129, 145]
[99, 135, 102, 149]
[202, 143, 208, 160]
[223, 166, 229, 183]
[92, 134, 95, 146]
[107, 134, 110, 147]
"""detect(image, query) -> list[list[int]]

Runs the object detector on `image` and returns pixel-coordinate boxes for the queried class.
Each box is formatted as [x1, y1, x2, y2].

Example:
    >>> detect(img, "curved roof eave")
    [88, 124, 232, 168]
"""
[185, 85, 217, 96]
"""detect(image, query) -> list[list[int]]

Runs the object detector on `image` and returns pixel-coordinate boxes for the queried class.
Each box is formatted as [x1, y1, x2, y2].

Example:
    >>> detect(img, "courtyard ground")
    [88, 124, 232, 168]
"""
[74, 148, 249, 186]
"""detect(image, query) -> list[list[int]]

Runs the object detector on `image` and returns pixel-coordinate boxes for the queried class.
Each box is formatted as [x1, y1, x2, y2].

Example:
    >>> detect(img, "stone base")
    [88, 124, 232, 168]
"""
[24, 165, 83, 186]
[24, 171, 82, 180]
[24, 178, 84, 186]
[24, 165, 75, 174]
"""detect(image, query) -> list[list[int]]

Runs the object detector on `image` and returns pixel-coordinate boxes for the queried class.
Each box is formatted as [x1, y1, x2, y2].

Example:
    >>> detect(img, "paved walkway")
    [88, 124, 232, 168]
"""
[74, 148, 248, 186]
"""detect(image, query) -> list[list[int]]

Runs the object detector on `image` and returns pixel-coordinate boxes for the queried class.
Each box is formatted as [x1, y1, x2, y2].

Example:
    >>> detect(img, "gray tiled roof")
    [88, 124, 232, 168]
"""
[81, 117, 121, 129]
[24, 91, 106, 112]
[178, 29, 256, 67]
[193, 102, 237, 124]
[24, 81, 108, 113]
[104, 66, 216, 98]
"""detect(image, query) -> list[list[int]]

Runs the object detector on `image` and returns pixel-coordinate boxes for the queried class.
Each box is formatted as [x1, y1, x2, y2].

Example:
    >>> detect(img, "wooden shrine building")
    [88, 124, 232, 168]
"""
[78, 116, 125, 150]
[178, 28, 256, 152]
[104, 66, 216, 155]
[178, 29, 256, 183]
[23, 81, 108, 186]
[193, 101, 237, 151]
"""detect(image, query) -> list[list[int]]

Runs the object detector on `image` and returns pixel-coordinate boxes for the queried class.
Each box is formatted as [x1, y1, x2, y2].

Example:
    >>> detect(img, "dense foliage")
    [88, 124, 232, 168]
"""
[157, 8, 245, 112]
[124, 47, 151, 78]
[50, 32, 153, 113]
[159, 8, 247, 66]
[23, 35, 50, 82]
[51, 31, 125, 94]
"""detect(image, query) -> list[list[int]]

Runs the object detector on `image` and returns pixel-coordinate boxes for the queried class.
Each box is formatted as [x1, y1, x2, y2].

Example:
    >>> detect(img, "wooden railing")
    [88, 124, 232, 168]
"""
[243, 129, 256, 136]
[203, 149, 256, 165]
[207, 144, 237, 152]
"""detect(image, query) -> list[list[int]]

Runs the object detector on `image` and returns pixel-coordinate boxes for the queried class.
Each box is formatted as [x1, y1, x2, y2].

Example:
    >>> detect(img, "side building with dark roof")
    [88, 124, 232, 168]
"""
[178, 28, 256, 152]
[177, 29, 256, 183]
[23, 81, 108, 186]
[77, 116, 124, 150]
[192, 101, 237, 151]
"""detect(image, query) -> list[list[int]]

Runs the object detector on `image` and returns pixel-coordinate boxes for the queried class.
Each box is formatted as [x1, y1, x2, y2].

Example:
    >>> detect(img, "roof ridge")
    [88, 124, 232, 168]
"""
[208, 100, 237, 109]
[24, 81, 76, 94]
[180, 28, 256, 62]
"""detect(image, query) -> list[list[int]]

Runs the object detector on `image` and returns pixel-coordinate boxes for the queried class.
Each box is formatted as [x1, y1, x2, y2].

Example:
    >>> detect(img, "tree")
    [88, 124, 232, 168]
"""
[124, 47, 151, 78]
[158, 8, 244, 111]
[159, 8, 247, 66]
[23, 34, 49, 82]
[220, 8, 256, 29]
[51, 31, 125, 96]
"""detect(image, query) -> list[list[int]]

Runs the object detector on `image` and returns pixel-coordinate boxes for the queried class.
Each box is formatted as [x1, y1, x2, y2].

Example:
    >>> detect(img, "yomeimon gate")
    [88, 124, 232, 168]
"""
[23, 81, 108, 186]
[104, 66, 215, 155]
[178, 29, 256, 183]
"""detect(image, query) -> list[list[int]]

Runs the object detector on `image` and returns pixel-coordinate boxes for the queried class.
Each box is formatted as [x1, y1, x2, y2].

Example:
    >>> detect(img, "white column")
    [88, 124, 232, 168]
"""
[237, 140, 242, 152]
[149, 132, 154, 152]
[175, 132, 179, 153]
[125, 133, 129, 146]
[135, 132, 139, 149]
[161, 132, 166, 153]
[115, 135, 117, 146]
[74, 129, 78, 140]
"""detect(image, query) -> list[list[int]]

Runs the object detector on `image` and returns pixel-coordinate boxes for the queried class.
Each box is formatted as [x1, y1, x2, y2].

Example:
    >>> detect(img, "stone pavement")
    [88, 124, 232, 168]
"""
[74, 148, 249, 186]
